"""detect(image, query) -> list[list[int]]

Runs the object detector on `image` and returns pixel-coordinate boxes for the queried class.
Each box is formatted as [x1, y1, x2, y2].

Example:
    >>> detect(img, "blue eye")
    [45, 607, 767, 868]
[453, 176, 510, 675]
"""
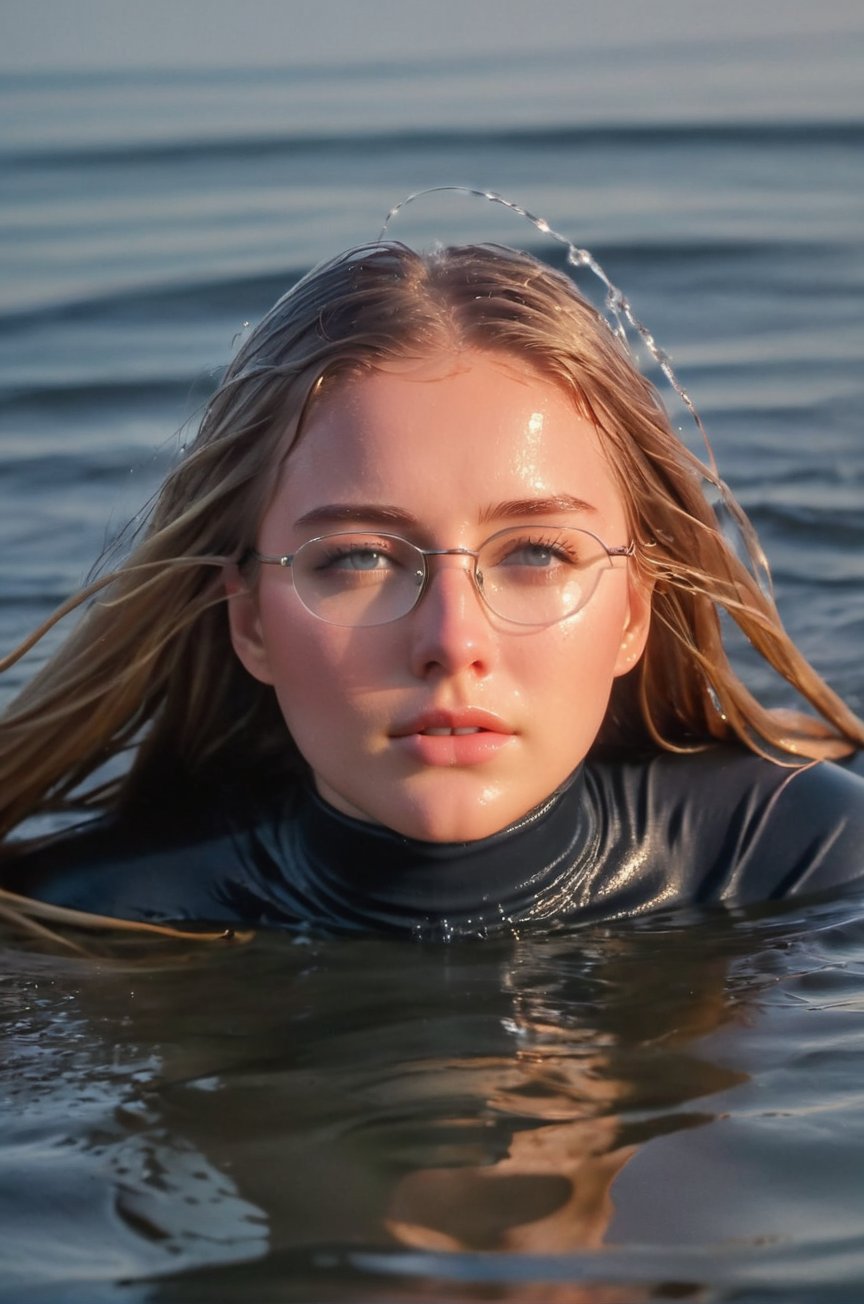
[331, 549, 389, 571]
[506, 543, 557, 567]
[313, 542, 404, 577]
[494, 539, 580, 569]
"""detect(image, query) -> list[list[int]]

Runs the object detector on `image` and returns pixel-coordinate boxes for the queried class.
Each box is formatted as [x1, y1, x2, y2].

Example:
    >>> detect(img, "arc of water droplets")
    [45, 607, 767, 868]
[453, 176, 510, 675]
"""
[380, 186, 771, 591]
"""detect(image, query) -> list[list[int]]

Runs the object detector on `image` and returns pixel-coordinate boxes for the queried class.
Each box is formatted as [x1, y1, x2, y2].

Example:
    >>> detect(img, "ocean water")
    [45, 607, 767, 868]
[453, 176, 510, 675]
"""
[1, 22, 864, 1302]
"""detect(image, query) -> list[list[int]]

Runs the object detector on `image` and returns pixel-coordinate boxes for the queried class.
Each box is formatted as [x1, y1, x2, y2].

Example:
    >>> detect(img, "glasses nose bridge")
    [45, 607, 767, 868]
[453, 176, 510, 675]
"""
[422, 545, 478, 563]
[421, 546, 481, 576]
[415, 545, 485, 607]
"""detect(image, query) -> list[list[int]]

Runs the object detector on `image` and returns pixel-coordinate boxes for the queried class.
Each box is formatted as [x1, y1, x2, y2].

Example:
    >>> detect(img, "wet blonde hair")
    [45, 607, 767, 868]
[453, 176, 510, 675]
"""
[1, 240, 862, 847]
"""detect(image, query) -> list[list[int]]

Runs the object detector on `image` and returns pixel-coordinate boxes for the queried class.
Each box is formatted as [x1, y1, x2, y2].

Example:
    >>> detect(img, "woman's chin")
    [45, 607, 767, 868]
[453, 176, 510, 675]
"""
[315, 774, 539, 844]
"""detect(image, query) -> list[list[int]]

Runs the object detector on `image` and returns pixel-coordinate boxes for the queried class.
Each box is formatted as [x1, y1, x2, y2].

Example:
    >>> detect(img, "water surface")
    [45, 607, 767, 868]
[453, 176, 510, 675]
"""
[1, 23, 863, 1301]
[4, 895, 864, 1302]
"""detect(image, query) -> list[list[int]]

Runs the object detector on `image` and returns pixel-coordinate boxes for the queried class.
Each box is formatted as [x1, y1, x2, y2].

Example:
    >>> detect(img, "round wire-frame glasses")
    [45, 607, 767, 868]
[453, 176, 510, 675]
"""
[250, 526, 635, 628]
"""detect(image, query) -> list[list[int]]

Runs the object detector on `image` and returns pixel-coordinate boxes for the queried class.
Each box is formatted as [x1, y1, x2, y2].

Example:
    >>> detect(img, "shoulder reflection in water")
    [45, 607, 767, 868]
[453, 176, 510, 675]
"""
[3, 911, 779, 1301]
[382, 927, 745, 1259]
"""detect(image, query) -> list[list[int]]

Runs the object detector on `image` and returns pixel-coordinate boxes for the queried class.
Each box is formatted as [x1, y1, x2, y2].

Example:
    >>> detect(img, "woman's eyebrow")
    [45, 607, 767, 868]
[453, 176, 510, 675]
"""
[478, 495, 598, 523]
[294, 504, 418, 530]
[294, 496, 598, 532]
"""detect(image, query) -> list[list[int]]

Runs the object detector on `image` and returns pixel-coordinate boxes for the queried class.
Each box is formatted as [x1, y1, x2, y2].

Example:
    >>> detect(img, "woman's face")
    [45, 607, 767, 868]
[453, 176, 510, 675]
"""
[228, 351, 651, 842]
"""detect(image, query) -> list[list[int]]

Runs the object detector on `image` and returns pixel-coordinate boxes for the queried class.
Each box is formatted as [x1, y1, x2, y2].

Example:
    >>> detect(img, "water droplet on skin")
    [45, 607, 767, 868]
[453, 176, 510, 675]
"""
[378, 185, 773, 599]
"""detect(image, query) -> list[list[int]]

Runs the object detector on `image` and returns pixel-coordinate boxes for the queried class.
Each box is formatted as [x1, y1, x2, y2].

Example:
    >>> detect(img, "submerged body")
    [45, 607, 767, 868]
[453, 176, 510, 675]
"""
[5, 748, 863, 937]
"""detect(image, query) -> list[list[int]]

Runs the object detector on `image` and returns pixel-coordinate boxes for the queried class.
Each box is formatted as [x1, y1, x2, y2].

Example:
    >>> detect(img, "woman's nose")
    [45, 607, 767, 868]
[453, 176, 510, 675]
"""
[407, 559, 496, 679]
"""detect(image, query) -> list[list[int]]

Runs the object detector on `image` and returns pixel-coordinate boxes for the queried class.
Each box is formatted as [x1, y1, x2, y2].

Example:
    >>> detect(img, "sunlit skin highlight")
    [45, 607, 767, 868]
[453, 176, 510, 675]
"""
[227, 351, 651, 842]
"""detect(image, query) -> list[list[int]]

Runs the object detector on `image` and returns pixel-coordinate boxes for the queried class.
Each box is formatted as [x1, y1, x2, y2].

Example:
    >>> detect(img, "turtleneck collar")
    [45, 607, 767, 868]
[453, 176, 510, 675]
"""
[283, 767, 599, 938]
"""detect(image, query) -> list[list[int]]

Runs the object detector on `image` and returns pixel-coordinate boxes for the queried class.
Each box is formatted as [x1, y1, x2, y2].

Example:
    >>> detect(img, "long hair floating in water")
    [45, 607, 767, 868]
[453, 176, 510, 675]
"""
[0, 199, 862, 852]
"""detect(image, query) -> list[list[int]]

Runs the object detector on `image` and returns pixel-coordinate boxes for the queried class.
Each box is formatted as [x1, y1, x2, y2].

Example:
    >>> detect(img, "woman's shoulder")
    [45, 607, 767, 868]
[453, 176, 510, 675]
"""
[0, 783, 303, 925]
[586, 745, 864, 904]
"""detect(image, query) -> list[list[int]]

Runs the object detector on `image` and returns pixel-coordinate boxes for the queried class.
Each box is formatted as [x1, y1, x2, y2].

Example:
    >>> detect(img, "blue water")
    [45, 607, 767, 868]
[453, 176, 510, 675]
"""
[1, 20, 864, 1301]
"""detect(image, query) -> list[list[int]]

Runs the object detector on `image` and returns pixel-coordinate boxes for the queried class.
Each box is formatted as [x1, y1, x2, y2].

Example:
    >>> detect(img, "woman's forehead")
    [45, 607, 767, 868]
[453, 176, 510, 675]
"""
[292, 351, 602, 459]
[268, 351, 628, 534]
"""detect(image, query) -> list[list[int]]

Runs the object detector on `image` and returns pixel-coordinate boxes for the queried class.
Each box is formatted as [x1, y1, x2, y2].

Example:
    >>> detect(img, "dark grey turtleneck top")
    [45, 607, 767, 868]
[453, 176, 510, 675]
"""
[3, 748, 863, 938]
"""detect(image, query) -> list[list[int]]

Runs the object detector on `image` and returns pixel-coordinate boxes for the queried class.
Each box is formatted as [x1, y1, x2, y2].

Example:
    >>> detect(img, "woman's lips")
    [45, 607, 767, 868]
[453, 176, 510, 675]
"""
[390, 710, 516, 767]
[420, 725, 483, 736]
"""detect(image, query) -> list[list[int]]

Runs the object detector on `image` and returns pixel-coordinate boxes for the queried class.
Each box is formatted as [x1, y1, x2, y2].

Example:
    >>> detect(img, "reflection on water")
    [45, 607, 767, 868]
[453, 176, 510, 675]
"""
[1, 16, 863, 1300]
[3, 893, 864, 1301]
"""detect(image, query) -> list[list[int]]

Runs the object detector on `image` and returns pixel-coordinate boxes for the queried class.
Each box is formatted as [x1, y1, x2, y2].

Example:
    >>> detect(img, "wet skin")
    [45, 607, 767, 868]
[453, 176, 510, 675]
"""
[227, 351, 651, 842]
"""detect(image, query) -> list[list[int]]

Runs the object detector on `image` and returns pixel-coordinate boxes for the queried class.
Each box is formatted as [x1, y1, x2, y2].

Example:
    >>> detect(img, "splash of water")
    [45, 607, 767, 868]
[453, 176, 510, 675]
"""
[380, 186, 772, 592]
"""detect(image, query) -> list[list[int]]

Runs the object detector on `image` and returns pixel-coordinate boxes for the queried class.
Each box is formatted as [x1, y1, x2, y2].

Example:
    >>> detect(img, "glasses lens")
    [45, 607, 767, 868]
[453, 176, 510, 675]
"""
[293, 533, 424, 626]
[477, 527, 611, 624]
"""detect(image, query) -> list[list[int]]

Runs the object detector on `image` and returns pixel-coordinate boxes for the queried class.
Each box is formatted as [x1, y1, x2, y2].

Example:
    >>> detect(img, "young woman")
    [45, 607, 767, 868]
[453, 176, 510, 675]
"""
[1, 240, 863, 937]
